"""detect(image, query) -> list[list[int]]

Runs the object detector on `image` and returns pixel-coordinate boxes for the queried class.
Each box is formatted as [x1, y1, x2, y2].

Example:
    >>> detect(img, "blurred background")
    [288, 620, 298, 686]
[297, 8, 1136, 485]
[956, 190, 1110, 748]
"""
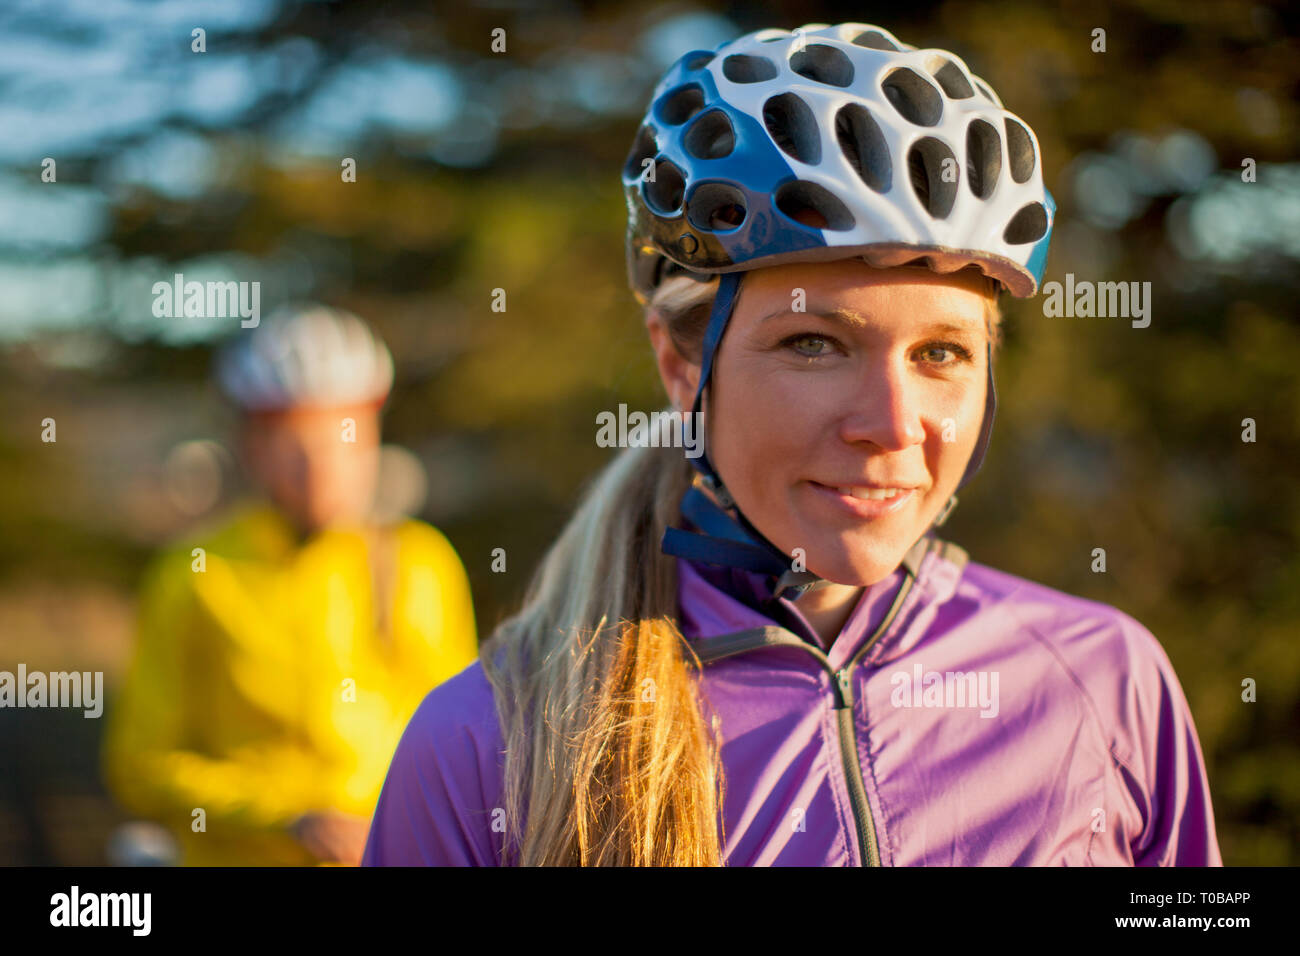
[0, 0, 1296, 865]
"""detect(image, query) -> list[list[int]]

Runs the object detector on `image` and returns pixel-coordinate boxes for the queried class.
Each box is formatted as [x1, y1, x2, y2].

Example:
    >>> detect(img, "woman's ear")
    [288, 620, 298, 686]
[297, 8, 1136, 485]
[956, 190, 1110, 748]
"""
[645, 308, 700, 412]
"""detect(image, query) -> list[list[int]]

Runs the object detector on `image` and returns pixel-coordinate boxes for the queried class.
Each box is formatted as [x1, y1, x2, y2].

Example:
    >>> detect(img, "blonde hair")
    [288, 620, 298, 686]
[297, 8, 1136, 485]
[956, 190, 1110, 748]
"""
[479, 266, 1001, 866]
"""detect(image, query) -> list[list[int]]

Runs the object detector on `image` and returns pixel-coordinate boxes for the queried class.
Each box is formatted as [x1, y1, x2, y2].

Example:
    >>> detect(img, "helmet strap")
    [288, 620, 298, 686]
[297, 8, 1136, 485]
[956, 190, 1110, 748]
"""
[689, 269, 743, 487]
[958, 341, 997, 488]
[666, 269, 814, 598]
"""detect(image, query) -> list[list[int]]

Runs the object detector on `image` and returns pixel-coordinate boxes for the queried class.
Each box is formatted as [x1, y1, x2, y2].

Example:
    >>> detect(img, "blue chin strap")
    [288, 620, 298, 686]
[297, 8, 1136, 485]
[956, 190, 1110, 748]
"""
[659, 267, 997, 602]
[660, 271, 807, 594]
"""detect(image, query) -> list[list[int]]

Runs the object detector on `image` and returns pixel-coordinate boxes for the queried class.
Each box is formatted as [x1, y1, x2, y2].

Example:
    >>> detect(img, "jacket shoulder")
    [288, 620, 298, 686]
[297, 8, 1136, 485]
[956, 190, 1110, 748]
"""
[947, 561, 1220, 864]
[365, 659, 507, 865]
[411, 659, 499, 737]
[392, 519, 465, 570]
[960, 561, 1155, 639]
[958, 561, 1193, 767]
[156, 503, 293, 568]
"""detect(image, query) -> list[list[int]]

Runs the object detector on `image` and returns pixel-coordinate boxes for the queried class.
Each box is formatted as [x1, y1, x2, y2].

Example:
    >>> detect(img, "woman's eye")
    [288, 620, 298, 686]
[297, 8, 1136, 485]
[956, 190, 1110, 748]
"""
[783, 334, 834, 357]
[916, 341, 973, 366]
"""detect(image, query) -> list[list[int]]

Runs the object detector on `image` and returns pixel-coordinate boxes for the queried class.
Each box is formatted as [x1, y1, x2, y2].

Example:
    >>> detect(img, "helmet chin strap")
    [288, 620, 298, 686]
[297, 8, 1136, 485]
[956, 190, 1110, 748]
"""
[659, 268, 997, 601]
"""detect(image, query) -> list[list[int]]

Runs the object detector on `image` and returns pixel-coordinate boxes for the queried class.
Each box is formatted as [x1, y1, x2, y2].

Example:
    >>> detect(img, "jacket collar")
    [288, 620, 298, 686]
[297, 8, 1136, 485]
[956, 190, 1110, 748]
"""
[677, 536, 969, 669]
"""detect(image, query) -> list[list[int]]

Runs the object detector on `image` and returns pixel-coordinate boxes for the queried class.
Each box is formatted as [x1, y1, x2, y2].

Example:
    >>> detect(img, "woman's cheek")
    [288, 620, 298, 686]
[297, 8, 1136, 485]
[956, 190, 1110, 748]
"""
[714, 361, 797, 511]
[926, 382, 985, 479]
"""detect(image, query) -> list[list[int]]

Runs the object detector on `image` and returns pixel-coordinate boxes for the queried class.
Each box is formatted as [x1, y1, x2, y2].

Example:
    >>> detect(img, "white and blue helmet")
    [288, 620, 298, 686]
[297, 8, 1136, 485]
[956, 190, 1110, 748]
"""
[629, 23, 1057, 597]
[624, 22, 1054, 304]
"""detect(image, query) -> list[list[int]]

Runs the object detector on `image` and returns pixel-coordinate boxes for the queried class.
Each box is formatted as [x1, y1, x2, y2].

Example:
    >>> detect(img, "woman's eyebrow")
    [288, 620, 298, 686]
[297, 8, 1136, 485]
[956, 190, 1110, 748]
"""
[755, 305, 870, 326]
[759, 305, 981, 336]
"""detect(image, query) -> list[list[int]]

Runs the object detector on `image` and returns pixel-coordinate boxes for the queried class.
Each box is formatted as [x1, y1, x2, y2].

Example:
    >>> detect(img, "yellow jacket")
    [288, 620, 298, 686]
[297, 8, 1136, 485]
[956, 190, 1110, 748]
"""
[101, 503, 478, 865]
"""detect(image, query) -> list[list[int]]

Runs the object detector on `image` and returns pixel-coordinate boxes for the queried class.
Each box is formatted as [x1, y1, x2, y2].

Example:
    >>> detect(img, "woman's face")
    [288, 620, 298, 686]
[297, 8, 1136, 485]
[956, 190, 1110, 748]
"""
[690, 260, 993, 586]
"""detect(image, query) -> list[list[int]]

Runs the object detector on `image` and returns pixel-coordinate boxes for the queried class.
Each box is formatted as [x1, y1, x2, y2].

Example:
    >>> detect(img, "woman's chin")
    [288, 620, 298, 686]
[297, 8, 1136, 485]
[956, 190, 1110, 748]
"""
[805, 549, 912, 587]
[771, 519, 928, 585]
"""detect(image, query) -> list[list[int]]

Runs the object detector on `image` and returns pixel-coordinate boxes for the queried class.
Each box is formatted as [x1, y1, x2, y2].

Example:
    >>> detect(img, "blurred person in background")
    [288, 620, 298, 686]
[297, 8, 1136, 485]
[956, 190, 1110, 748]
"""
[102, 304, 478, 866]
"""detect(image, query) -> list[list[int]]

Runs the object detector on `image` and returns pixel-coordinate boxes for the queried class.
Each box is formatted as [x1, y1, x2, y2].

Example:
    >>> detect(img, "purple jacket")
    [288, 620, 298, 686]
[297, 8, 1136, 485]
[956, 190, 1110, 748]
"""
[362, 536, 1222, 865]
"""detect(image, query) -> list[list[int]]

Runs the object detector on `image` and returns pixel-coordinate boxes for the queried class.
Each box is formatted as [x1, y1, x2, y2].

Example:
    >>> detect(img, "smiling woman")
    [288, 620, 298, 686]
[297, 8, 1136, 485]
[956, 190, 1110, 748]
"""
[655, 262, 996, 588]
[646, 261, 1000, 637]
[363, 21, 1221, 868]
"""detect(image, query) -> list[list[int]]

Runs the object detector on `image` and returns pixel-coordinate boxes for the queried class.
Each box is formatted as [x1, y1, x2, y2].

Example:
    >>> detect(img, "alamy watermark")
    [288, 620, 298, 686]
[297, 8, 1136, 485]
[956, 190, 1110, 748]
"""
[0, 664, 103, 718]
[595, 404, 704, 458]
[152, 272, 260, 327]
[1041, 273, 1151, 328]
[50, 886, 150, 936]
[889, 662, 999, 718]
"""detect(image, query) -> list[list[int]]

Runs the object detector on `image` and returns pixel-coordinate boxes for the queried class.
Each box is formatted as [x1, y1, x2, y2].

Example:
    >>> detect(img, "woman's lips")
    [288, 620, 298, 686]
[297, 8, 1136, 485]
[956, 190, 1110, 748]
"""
[806, 480, 918, 519]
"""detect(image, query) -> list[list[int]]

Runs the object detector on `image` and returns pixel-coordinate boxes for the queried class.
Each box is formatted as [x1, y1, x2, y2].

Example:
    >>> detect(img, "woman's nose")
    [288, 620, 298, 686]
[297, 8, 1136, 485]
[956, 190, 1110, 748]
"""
[837, 358, 926, 451]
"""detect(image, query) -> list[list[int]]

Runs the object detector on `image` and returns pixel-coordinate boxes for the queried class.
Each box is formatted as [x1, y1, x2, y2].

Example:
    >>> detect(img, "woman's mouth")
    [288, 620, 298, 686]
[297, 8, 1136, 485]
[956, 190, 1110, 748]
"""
[806, 481, 917, 518]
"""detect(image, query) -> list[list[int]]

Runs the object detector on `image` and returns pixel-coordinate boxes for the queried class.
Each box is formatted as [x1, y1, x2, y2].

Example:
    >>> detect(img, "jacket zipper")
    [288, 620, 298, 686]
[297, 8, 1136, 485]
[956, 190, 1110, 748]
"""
[741, 595, 909, 866]
[787, 552, 924, 865]
[770, 641, 888, 866]
[834, 667, 880, 866]
[832, 568, 920, 866]
[687, 539, 933, 866]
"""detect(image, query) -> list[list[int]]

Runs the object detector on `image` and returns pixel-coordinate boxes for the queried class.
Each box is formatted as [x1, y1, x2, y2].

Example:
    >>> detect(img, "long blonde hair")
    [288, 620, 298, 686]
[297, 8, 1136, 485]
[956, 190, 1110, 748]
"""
[479, 268, 1001, 866]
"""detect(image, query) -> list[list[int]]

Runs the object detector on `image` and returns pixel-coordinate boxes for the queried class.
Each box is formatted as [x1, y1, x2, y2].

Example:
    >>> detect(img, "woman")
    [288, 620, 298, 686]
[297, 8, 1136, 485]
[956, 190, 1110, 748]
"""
[363, 22, 1221, 866]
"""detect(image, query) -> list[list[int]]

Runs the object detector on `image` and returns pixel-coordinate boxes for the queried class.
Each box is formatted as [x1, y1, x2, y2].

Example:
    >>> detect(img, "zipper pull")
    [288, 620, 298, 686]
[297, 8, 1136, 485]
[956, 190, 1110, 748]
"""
[836, 668, 855, 708]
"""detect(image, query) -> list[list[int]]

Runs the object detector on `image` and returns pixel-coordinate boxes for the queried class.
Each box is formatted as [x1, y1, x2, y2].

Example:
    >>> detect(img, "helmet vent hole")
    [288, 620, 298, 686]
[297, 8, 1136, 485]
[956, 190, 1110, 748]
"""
[851, 30, 900, 51]
[789, 43, 855, 88]
[882, 68, 943, 126]
[775, 180, 855, 231]
[1004, 202, 1048, 244]
[722, 54, 778, 83]
[1005, 118, 1036, 183]
[684, 52, 714, 71]
[644, 158, 686, 214]
[908, 138, 958, 219]
[763, 93, 822, 165]
[623, 125, 658, 181]
[687, 183, 748, 231]
[965, 119, 1001, 199]
[656, 84, 705, 125]
[684, 109, 735, 160]
[835, 103, 891, 193]
[931, 59, 975, 99]
[975, 81, 998, 103]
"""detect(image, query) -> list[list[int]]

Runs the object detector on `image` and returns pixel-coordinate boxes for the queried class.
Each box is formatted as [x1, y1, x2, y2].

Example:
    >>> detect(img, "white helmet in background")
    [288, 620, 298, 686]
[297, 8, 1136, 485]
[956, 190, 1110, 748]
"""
[215, 303, 394, 411]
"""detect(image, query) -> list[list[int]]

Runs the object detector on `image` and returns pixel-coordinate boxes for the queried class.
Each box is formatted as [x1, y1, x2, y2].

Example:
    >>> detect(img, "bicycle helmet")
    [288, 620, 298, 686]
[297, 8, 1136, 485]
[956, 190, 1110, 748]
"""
[216, 303, 394, 412]
[622, 22, 1056, 596]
